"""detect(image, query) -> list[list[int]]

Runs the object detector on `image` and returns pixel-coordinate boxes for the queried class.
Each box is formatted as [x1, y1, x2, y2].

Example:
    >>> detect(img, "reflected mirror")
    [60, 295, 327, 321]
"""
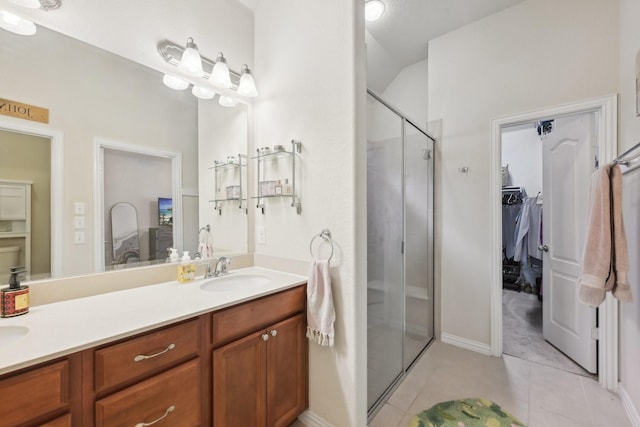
[0, 20, 249, 283]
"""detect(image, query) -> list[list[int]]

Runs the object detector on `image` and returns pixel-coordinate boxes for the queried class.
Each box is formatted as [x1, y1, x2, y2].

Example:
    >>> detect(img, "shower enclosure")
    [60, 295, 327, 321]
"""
[366, 90, 435, 415]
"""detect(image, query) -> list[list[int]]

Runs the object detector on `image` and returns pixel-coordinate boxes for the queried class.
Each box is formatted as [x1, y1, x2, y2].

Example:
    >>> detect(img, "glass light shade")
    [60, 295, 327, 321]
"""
[365, 0, 385, 21]
[177, 38, 204, 77]
[0, 10, 36, 35]
[192, 85, 215, 100]
[237, 65, 258, 97]
[209, 53, 232, 89]
[218, 96, 239, 108]
[162, 74, 189, 90]
[8, 0, 41, 8]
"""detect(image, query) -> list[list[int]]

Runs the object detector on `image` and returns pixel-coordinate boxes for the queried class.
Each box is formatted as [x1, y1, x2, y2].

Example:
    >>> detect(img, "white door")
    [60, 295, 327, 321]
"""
[542, 112, 598, 373]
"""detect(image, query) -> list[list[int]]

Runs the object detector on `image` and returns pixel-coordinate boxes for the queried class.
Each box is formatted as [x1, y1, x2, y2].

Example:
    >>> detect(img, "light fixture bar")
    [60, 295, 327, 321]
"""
[158, 39, 242, 88]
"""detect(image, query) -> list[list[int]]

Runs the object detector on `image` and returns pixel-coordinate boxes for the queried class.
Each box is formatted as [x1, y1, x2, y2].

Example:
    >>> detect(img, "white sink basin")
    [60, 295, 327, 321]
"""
[0, 326, 29, 348]
[200, 274, 271, 292]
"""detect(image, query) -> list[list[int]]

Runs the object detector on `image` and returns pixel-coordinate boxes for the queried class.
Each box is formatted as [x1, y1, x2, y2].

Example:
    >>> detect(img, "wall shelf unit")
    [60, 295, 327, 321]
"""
[252, 140, 302, 214]
[209, 154, 247, 215]
[0, 180, 32, 277]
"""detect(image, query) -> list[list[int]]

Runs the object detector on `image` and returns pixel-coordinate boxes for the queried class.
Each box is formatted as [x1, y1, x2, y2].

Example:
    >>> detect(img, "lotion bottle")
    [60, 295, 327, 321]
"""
[1, 267, 29, 317]
[178, 251, 196, 283]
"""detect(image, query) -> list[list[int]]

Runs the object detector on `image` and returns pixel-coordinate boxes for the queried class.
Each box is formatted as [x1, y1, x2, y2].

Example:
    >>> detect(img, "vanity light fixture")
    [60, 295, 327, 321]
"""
[218, 96, 239, 108]
[177, 37, 204, 77]
[158, 38, 258, 101]
[0, 10, 36, 35]
[237, 65, 258, 97]
[192, 85, 215, 100]
[162, 74, 189, 90]
[365, 0, 385, 22]
[8, 0, 60, 10]
[210, 53, 232, 89]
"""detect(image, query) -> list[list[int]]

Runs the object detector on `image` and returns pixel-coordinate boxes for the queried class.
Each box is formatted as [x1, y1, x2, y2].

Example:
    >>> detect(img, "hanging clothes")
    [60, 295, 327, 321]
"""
[514, 196, 543, 262]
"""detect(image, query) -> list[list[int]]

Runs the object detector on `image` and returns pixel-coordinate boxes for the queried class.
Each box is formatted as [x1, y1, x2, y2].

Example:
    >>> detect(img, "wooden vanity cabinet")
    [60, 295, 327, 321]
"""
[212, 286, 308, 427]
[0, 354, 81, 427]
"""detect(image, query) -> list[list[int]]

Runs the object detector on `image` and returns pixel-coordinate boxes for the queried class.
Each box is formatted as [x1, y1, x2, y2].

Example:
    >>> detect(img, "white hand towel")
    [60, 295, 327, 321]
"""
[306, 259, 335, 347]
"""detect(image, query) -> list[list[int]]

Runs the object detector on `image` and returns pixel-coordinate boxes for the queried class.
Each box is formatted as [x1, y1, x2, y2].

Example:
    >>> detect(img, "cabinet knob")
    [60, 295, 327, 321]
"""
[270, 330, 278, 337]
[262, 333, 269, 341]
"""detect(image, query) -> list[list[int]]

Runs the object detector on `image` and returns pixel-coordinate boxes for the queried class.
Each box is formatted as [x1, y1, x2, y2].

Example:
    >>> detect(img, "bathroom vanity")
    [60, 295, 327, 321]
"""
[0, 267, 307, 427]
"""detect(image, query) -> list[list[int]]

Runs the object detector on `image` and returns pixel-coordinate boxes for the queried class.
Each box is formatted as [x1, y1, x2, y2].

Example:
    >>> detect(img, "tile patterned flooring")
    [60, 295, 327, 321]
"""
[368, 341, 631, 427]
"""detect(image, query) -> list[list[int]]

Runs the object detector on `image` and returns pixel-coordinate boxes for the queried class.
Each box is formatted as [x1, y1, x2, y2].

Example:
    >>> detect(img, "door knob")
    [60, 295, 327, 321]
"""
[538, 244, 549, 252]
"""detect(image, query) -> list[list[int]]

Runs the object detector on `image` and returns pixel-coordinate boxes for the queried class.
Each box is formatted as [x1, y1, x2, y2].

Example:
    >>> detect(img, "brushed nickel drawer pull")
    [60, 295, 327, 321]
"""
[134, 343, 176, 362]
[262, 333, 269, 341]
[270, 330, 277, 337]
[134, 404, 175, 427]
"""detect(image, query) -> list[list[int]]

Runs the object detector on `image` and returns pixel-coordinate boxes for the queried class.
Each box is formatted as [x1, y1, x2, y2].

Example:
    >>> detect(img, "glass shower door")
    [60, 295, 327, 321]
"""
[404, 122, 435, 368]
[366, 94, 404, 410]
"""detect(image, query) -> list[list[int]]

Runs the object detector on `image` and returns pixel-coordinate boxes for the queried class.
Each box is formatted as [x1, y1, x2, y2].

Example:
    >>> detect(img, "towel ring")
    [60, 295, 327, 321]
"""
[310, 229, 334, 262]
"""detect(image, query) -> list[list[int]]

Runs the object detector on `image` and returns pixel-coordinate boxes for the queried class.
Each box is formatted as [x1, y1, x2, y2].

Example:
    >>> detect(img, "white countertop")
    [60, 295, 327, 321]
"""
[0, 267, 306, 375]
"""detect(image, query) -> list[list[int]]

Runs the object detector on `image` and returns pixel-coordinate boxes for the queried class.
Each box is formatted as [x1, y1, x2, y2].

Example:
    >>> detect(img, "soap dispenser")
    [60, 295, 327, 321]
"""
[178, 251, 196, 283]
[1, 267, 29, 318]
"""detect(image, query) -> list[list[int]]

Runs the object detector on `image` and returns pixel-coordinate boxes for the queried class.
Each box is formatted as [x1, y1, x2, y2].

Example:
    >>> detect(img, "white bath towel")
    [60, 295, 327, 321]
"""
[198, 228, 214, 258]
[306, 259, 335, 347]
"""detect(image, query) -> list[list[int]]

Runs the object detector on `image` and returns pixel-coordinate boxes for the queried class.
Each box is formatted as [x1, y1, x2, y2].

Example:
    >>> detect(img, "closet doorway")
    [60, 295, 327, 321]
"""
[490, 94, 619, 389]
[501, 112, 596, 376]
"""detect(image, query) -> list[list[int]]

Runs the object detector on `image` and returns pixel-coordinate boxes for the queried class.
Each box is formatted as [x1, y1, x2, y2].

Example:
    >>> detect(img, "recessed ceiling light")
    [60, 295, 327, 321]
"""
[365, 0, 385, 22]
[0, 10, 36, 35]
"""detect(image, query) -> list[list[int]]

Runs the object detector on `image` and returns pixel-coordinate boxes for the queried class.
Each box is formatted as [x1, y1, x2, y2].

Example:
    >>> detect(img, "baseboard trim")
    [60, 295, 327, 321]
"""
[619, 383, 640, 427]
[441, 333, 492, 356]
[298, 410, 334, 427]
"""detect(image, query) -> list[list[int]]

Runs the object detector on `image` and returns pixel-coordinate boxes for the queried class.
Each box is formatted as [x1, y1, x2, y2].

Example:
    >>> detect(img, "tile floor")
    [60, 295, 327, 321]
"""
[368, 341, 631, 427]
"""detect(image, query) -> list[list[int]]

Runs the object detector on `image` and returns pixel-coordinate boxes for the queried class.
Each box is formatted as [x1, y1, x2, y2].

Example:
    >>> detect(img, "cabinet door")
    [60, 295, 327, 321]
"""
[213, 329, 267, 427]
[0, 185, 26, 220]
[267, 314, 307, 427]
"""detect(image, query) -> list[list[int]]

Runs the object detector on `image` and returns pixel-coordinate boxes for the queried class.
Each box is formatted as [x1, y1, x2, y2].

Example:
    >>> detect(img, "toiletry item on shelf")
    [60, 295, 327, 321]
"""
[178, 251, 196, 283]
[227, 155, 237, 164]
[1, 267, 29, 317]
[259, 180, 277, 196]
[259, 146, 272, 156]
[275, 180, 283, 195]
[273, 144, 285, 153]
[282, 178, 293, 196]
[226, 185, 241, 200]
[267, 181, 276, 196]
[169, 248, 179, 262]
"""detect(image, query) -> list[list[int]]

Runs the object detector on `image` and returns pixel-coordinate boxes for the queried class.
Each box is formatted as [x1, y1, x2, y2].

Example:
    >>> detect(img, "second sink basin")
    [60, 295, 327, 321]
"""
[200, 274, 271, 292]
[0, 325, 29, 348]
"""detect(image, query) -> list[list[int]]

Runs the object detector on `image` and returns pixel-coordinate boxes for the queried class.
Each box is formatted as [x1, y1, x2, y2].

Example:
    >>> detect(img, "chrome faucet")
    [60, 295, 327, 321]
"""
[212, 256, 231, 277]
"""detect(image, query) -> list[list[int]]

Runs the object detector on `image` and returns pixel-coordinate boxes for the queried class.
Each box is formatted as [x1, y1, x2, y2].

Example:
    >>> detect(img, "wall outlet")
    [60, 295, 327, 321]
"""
[74, 215, 85, 229]
[257, 226, 266, 245]
[74, 231, 85, 244]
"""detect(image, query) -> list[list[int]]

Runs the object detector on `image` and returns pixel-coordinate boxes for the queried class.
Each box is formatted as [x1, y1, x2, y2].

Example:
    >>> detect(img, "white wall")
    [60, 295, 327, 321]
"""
[253, 1, 366, 425]
[198, 101, 249, 255]
[618, 0, 640, 417]
[428, 0, 619, 346]
[382, 59, 429, 129]
[502, 126, 543, 195]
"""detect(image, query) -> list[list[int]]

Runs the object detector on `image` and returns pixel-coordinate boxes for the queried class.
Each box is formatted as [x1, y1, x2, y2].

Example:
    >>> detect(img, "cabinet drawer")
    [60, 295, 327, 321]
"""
[42, 413, 72, 427]
[96, 358, 201, 427]
[213, 285, 305, 346]
[95, 319, 200, 392]
[0, 360, 69, 427]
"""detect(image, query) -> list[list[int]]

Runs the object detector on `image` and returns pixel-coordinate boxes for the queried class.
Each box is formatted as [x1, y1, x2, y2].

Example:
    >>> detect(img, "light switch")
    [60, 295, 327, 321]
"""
[74, 231, 85, 244]
[257, 226, 266, 245]
[74, 201, 85, 215]
[74, 215, 85, 229]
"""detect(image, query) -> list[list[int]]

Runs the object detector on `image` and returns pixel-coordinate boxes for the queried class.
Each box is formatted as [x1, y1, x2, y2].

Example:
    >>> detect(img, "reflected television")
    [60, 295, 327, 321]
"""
[158, 197, 172, 226]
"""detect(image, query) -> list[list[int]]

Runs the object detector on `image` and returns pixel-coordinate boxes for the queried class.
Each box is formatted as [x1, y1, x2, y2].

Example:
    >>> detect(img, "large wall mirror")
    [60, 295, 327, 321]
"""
[0, 21, 249, 283]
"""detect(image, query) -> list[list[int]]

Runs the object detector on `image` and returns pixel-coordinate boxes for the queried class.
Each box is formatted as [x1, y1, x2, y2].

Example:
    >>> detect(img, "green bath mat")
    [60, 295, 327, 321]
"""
[407, 398, 526, 427]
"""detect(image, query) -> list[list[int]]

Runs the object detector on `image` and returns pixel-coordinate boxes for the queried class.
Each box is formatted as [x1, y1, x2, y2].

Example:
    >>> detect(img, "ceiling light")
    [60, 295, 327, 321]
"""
[365, 0, 385, 22]
[177, 37, 204, 77]
[218, 96, 239, 108]
[210, 52, 232, 89]
[192, 85, 215, 100]
[237, 65, 258, 97]
[162, 74, 189, 90]
[0, 10, 36, 35]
